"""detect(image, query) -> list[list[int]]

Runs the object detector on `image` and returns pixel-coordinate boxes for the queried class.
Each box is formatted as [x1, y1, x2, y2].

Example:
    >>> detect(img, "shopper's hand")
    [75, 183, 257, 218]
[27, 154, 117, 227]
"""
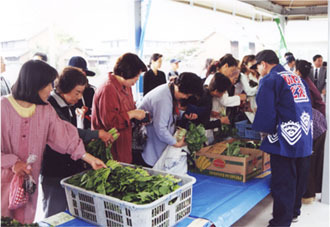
[322, 88, 326, 95]
[173, 137, 186, 148]
[211, 111, 220, 118]
[75, 106, 88, 119]
[12, 161, 31, 176]
[128, 109, 146, 120]
[98, 129, 117, 146]
[220, 116, 230, 125]
[239, 94, 247, 101]
[82, 153, 107, 170]
[185, 113, 198, 120]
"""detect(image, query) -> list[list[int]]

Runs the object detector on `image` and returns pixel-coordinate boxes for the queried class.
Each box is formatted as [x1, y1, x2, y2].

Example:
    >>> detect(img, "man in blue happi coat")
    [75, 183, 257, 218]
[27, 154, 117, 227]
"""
[251, 50, 313, 227]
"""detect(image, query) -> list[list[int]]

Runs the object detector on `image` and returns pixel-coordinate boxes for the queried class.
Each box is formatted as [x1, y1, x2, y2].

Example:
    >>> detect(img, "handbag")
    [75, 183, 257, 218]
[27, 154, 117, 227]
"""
[132, 123, 148, 151]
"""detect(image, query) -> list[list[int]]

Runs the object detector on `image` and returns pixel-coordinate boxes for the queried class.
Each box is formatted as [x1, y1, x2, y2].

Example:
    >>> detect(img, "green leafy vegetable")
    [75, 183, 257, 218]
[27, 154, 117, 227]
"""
[185, 123, 207, 155]
[1, 216, 38, 227]
[66, 160, 181, 205]
[85, 128, 119, 163]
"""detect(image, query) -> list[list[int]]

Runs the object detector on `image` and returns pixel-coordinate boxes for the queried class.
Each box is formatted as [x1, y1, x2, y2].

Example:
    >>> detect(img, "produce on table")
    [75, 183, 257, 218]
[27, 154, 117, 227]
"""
[85, 128, 119, 162]
[222, 140, 261, 157]
[1, 216, 38, 227]
[66, 160, 181, 205]
[185, 123, 207, 155]
[195, 156, 211, 171]
[207, 143, 227, 154]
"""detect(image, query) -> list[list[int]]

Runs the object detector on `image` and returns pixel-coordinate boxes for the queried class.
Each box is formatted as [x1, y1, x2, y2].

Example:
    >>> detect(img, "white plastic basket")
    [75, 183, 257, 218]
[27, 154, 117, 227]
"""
[60, 163, 196, 227]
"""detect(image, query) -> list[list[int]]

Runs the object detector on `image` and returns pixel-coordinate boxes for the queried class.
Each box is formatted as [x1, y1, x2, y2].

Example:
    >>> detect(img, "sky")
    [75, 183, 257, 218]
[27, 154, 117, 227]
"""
[1, 0, 328, 59]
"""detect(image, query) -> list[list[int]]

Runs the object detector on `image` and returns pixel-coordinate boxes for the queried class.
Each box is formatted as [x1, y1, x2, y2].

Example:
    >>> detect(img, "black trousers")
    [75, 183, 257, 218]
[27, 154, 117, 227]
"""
[269, 154, 310, 227]
[304, 132, 326, 198]
[132, 149, 152, 168]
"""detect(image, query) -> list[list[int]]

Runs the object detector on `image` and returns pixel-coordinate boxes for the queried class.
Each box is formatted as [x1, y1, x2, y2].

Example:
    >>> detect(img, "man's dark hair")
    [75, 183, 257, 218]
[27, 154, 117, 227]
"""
[113, 53, 147, 79]
[313, 54, 322, 62]
[208, 73, 232, 93]
[55, 67, 88, 94]
[174, 72, 203, 96]
[12, 60, 57, 105]
[33, 52, 48, 62]
[218, 54, 238, 69]
[284, 52, 293, 58]
[295, 59, 312, 79]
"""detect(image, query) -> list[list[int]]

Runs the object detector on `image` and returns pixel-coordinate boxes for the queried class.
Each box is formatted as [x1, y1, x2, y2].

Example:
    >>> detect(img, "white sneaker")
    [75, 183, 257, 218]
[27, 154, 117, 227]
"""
[292, 216, 299, 223]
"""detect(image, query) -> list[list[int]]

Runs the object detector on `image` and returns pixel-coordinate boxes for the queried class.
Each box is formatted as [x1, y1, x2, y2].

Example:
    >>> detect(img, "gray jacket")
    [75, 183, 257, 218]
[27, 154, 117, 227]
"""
[309, 66, 327, 93]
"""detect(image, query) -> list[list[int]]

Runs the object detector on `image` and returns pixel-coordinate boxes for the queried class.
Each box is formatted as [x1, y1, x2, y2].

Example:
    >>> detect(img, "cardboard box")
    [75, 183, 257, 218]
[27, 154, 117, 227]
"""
[191, 143, 263, 182]
[220, 138, 270, 173]
[262, 152, 271, 172]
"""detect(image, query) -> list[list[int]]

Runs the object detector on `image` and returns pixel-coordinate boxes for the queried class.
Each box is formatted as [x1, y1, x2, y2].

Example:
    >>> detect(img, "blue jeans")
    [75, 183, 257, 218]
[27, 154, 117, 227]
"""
[268, 154, 310, 226]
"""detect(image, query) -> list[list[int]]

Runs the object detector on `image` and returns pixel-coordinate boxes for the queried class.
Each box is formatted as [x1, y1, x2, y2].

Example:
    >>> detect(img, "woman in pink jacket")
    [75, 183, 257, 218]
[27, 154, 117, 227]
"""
[1, 60, 106, 224]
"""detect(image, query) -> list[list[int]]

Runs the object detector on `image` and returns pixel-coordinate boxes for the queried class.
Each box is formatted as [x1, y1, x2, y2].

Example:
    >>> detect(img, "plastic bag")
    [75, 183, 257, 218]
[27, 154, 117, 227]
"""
[8, 174, 28, 210]
[8, 154, 37, 210]
[153, 145, 189, 175]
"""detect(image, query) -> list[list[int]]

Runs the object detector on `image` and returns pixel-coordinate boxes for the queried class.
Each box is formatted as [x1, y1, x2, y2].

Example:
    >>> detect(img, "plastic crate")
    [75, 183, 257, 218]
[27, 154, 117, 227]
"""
[235, 120, 248, 138]
[60, 163, 196, 227]
[235, 120, 261, 140]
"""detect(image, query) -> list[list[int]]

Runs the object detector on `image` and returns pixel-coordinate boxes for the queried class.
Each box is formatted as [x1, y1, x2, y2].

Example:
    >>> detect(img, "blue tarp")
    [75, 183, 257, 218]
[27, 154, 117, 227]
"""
[175, 172, 271, 227]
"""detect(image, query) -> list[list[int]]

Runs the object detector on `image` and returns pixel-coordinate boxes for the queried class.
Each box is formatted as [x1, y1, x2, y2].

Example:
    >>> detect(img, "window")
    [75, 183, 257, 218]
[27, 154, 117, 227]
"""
[249, 42, 256, 54]
[230, 41, 239, 58]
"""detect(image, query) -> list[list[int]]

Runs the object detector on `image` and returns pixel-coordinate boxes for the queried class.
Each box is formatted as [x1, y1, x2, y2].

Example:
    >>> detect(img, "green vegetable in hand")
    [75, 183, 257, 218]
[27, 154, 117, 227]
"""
[185, 123, 207, 155]
[85, 128, 119, 162]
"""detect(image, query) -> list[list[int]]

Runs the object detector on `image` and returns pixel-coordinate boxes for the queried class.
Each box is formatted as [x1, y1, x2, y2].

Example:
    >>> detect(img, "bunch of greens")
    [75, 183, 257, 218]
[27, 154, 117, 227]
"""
[66, 160, 181, 205]
[85, 128, 119, 163]
[220, 124, 238, 138]
[1, 216, 38, 227]
[236, 140, 261, 149]
[223, 140, 250, 157]
[185, 123, 207, 155]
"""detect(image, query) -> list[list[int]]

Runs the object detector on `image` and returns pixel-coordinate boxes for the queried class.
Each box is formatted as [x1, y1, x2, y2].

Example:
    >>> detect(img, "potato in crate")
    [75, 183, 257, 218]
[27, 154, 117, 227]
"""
[61, 161, 196, 227]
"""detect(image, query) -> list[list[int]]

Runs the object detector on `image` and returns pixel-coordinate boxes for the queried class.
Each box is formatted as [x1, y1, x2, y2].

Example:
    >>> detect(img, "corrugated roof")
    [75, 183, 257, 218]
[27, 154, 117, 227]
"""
[174, 0, 328, 21]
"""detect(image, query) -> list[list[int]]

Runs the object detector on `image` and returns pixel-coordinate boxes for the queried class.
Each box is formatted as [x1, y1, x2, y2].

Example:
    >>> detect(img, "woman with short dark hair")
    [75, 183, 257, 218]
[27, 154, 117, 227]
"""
[92, 53, 147, 164]
[137, 72, 204, 167]
[40, 66, 114, 218]
[1, 60, 106, 224]
[143, 53, 167, 96]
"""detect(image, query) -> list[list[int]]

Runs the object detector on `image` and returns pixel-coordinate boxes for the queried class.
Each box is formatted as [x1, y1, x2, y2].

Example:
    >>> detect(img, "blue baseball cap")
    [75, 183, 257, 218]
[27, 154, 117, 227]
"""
[68, 56, 95, 76]
[170, 58, 181, 64]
